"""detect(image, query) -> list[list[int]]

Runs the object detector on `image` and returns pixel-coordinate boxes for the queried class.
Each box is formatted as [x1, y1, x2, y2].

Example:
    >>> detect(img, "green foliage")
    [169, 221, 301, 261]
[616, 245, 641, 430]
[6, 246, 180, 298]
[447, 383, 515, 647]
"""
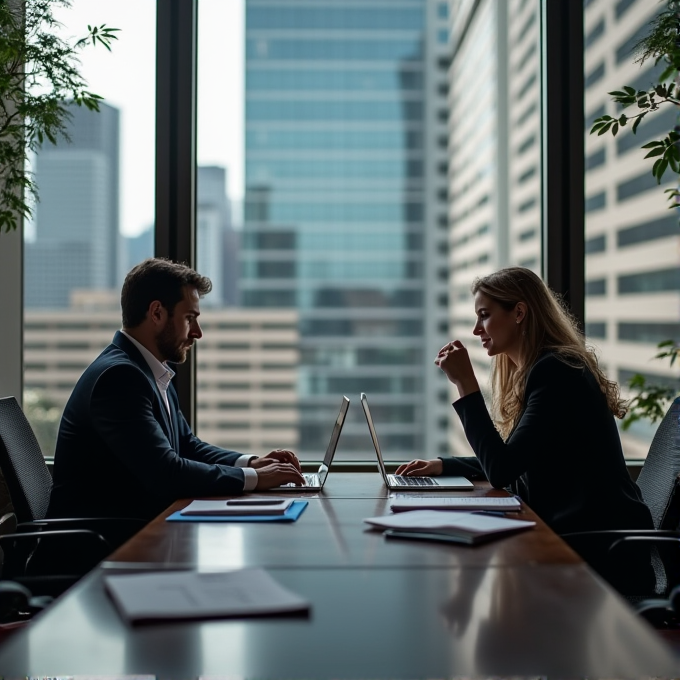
[622, 373, 676, 431]
[590, 1, 680, 195]
[0, 0, 118, 233]
[621, 340, 680, 430]
[591, 2, 680, 434]
[23, 388, 62, 456]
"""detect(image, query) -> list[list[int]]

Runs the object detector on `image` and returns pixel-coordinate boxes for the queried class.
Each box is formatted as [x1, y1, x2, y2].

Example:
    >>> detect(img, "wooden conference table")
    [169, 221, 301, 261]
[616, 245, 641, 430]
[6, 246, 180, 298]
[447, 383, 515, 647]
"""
[0, 474, 677, 678]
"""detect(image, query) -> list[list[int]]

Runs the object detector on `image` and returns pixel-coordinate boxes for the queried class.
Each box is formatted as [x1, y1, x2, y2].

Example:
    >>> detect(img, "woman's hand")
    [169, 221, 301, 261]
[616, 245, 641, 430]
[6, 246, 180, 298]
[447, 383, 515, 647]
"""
[395, 458, 443, 477]
[434, 340, 480, 397]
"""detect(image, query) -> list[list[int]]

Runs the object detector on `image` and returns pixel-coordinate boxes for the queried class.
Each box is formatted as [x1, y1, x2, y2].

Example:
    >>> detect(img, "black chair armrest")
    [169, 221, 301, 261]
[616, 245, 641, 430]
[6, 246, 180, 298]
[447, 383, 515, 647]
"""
[0, 529, 112, 579]
[560, 530, 680, 596]
[561, 529, 680, 544]
[562, 529, 680, 558]
[17, 517, 146, 549]
[0, 529, 110, 549]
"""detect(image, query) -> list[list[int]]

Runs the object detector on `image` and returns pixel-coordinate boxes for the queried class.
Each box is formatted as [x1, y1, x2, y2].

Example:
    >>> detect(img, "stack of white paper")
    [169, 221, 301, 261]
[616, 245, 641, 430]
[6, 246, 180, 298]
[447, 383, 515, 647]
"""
[364, 510, 535, 545]
[180, 498, 293, 516]
[104, 568, 310, 623]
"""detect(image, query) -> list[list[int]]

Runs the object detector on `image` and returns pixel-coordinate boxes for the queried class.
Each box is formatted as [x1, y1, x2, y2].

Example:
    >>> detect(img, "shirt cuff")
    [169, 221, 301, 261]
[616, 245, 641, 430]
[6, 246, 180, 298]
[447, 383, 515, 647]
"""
[241, 467, 258, 491]
[235, 455, 257, 468]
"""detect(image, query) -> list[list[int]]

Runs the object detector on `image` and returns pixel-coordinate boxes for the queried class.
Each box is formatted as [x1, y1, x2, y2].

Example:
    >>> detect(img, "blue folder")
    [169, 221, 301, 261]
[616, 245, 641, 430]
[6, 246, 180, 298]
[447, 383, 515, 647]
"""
[166, 499, 308, 523]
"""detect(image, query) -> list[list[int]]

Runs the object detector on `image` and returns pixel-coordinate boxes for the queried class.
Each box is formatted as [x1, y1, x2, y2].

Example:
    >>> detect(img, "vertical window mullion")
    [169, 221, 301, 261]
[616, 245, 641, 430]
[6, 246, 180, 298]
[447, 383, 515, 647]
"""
[540, 0, 585, 327]
[155, 0, 198, 426]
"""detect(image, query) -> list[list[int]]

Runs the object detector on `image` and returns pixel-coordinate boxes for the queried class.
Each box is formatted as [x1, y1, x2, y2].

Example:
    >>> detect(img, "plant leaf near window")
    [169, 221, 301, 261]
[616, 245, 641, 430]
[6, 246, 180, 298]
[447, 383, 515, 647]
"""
[0, 0, 118, 234]
[591, 0, 680, 429]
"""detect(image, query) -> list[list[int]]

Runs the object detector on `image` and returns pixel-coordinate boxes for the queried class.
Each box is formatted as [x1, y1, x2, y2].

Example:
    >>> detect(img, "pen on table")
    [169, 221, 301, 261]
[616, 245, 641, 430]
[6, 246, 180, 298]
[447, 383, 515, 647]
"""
[471, 511, 508, 517]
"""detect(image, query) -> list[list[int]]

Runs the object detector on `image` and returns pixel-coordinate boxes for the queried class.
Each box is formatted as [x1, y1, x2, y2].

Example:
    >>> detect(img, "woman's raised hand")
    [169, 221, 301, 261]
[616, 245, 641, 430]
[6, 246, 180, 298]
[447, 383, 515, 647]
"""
[434, 340, 480, 396]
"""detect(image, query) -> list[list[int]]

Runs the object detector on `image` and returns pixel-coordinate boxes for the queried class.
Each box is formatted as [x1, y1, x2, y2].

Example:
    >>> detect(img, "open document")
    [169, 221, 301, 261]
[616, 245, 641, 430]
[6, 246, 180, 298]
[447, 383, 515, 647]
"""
[364, 510, 535, 545]
[104, 568, 310, 624]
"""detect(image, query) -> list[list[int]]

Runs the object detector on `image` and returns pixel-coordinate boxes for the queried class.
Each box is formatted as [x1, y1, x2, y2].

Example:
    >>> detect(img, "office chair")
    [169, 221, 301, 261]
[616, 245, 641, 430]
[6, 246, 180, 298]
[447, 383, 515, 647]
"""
[0, 396, 145, 583]
[562, 396, 680, 599]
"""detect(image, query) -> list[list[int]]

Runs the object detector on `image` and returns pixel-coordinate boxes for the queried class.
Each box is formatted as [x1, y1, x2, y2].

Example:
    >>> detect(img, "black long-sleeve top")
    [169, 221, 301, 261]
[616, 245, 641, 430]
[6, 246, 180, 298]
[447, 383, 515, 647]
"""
[441, 352, 653, 535]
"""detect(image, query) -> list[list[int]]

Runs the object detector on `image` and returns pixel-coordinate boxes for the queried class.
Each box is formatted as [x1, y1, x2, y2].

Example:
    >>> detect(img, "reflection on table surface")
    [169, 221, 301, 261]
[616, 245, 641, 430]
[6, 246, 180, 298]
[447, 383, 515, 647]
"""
[0, 566, 676, 678]
[105, 495, 580, 569]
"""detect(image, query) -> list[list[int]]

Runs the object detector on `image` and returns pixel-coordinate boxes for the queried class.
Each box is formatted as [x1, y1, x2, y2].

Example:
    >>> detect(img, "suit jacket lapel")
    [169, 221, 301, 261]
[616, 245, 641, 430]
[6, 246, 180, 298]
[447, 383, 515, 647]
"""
[111, 331, 176, 445]
[167, 384, 181, 452]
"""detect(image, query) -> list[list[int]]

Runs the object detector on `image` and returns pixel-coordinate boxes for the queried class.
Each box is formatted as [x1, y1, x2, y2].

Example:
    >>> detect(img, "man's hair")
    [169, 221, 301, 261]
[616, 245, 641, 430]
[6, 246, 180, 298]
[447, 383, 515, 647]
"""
[121, 258, 212, 328]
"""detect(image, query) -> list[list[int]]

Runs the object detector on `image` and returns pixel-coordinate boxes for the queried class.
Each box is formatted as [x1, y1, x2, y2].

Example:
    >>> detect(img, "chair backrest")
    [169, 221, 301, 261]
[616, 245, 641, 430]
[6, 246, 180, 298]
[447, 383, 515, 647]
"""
[0, 397, 53, 523]
[636, 396, 680, 530]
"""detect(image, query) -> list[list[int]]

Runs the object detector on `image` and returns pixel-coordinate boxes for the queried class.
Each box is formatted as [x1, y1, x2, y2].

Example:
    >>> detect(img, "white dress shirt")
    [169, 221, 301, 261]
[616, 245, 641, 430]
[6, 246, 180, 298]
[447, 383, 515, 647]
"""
[121, 330, 258, 490]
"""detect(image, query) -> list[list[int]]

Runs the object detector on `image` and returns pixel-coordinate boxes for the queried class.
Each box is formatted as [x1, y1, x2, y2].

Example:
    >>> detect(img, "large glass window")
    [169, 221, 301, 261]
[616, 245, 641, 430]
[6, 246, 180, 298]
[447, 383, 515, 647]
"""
[583, 0, 680, 459]
[196, 0, 451, 461]
[447, 0, 542, 456]
[22, 1, 156, 456]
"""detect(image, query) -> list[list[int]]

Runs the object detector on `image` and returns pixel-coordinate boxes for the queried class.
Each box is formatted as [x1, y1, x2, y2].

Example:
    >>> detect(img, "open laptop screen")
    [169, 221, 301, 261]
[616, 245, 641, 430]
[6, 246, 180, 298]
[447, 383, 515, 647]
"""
[360, 393, 390, 485]
[317, 395, 350, 485]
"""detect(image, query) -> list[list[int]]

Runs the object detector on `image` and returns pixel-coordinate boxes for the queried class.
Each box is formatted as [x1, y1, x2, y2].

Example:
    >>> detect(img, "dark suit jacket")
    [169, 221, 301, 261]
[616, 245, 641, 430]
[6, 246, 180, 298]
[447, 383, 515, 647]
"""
[441, 352, 653, 535]
[47, 331, 248, 521]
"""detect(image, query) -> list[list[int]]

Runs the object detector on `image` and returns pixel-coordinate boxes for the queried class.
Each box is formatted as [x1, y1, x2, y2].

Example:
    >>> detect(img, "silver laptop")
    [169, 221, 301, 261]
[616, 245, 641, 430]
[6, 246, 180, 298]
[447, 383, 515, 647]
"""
[360, 393, 473, 491]
[269, 395, 350, 491]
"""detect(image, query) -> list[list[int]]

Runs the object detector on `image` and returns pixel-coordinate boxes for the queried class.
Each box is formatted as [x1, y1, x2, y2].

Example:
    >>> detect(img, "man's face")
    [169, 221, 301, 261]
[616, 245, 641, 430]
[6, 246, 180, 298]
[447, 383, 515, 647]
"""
[156, 286, 203, 364]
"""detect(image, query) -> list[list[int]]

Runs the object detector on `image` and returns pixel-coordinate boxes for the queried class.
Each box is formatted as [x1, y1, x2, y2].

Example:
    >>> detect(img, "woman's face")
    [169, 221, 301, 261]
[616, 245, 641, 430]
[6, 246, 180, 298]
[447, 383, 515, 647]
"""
[472, 291, 523, 361]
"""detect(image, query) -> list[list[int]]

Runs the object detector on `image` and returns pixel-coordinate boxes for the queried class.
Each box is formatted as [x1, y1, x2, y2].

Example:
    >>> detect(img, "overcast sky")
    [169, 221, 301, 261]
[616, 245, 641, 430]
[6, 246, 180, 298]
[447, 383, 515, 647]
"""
[54, 0, 244, 236]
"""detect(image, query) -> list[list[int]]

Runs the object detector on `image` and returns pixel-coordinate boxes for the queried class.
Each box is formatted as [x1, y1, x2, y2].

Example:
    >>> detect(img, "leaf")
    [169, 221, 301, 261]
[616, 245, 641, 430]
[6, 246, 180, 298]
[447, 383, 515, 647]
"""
[656, 158, 669, 183]
[644, 146, 665, 158]
[624, 86, 636, 95]
[631, 115, 644, 134]
[597, 122, 613, 136]
[660, 64, 677, 83]
[641, 140, 665, 148]
[618, 114, 627, 126]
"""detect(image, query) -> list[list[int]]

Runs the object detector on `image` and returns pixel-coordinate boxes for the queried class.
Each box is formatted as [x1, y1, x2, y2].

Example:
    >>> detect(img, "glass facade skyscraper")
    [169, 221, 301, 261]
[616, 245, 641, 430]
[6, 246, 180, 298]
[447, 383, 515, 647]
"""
[25, 102, 121, 309]
[242, 0, 451, 458]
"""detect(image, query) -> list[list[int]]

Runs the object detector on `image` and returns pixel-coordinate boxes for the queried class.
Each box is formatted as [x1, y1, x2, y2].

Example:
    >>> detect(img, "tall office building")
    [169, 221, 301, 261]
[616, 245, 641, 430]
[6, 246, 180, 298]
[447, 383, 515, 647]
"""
[448, 0, 679, 458]
[197, 166, 239, 307]
[122, 226, 154, 279]
[584, 0, 680, 457]
[447, 0, 542, 454]
[25, 102, 120, 308]
[242, 0, 452, 459]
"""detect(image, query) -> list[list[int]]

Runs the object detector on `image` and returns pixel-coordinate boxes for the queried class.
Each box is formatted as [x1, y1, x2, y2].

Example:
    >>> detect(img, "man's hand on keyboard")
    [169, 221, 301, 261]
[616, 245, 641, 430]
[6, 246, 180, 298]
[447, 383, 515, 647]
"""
[395, 458, 443, 477]
[252, 449, 302, 472]
[254, 462, 305, 489]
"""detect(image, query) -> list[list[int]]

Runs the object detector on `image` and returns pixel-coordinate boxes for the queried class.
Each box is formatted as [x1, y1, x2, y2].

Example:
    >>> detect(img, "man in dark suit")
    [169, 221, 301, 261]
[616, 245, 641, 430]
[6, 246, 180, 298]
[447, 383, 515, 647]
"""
[47, 258, 304, 521]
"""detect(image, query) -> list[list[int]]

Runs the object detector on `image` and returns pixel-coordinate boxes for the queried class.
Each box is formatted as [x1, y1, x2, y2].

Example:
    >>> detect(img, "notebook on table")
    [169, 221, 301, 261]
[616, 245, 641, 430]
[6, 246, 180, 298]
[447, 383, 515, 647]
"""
[363, 510, 535, 545]
[360, 392, 473, 491]
[266, 395, 350, 492]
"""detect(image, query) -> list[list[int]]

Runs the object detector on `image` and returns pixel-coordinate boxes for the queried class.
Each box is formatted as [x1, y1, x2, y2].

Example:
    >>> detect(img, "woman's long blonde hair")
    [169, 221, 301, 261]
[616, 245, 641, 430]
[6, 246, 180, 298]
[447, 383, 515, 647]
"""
[472, 267, 626, 439]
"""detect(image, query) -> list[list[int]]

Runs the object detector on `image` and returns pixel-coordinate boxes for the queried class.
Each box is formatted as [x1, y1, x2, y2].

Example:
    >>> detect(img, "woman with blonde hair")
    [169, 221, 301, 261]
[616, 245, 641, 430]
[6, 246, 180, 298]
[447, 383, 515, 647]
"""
[397, 267, 652, 537]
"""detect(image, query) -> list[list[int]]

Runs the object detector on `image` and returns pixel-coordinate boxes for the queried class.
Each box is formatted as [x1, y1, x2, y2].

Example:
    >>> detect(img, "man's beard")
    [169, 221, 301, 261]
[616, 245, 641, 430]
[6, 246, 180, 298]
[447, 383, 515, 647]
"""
[157, 318, 191, 364]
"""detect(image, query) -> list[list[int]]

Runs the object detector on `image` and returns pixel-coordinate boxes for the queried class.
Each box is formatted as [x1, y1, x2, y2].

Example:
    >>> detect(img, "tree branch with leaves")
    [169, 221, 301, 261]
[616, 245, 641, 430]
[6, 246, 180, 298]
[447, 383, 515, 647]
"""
[590, 0, 680, 429]
[0, 0, 118, 233]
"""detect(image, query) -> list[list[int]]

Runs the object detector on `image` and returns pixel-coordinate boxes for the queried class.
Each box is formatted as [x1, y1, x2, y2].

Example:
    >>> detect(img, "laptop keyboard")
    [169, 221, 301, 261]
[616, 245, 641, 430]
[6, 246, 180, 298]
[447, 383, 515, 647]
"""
[280, 474, 318, 488]
[393, 476, 437, 487]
